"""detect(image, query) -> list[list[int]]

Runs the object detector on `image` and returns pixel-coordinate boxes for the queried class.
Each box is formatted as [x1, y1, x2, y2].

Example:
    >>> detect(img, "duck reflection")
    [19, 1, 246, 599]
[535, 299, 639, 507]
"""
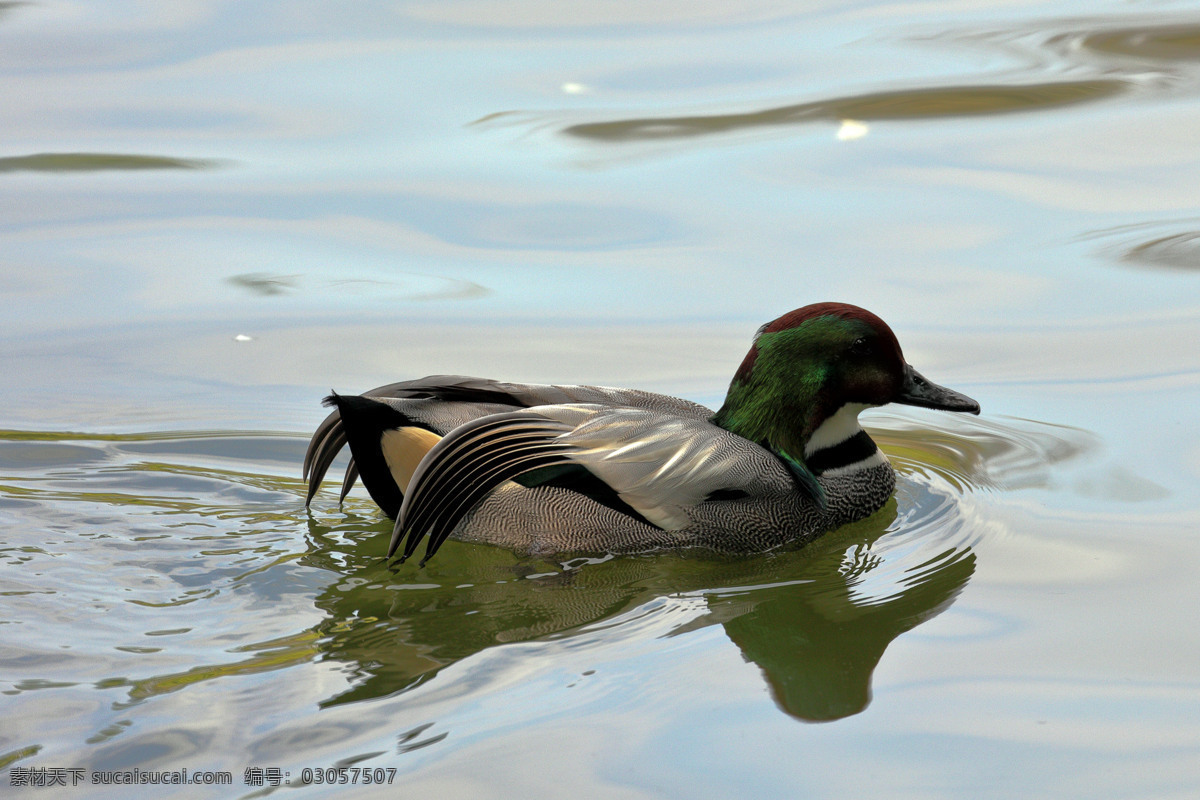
[710, 532, 973, 721]
[304, 481, 973, 723]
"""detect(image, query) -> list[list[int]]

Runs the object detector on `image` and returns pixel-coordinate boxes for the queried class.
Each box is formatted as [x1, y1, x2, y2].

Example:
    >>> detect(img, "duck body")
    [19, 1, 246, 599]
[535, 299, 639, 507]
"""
[304, 303, 980, 565]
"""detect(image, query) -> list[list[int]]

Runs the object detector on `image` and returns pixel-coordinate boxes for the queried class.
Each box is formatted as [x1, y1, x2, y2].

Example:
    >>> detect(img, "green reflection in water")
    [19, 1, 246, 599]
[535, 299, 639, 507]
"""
[120, 630, 321, 705]
[299, 416, 1086, 721]
[719, 542, 975, 721]
[1080, 24, 1200, 62]
[564, 80, 1127, 142]
[0, 153, 215, 173]
[0, 745, 42, 771]
[304, 501, 973, 722]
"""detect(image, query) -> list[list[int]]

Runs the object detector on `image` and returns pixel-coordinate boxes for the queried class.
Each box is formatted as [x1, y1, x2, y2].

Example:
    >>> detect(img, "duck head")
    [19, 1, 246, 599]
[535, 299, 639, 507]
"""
[713, 302, 979, 479]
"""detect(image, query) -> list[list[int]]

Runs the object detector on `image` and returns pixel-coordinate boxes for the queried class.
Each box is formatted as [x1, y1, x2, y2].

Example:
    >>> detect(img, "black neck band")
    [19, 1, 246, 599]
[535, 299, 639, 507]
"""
[806, 430, 878, 475]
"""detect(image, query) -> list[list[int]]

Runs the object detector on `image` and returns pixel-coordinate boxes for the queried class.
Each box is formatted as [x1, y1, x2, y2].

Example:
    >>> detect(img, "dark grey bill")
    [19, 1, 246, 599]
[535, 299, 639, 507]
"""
[895, 365, 980, 414]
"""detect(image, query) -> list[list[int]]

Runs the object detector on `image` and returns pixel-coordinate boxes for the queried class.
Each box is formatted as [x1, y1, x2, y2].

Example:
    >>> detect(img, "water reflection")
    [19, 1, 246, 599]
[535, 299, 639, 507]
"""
[120, 630, 319, 707]
[0, 417, 1084, 730]
[303, 487, 971, 722]
[304, 458, 985, 722]
[563, 80, 1126, 142]
[715, 543, 974, 721]
[297, 413, 1096, 722]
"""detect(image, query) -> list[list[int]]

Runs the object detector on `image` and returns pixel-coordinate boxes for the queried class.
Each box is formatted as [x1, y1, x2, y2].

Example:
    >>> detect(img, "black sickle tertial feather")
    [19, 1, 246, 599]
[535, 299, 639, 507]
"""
[304, 422, 347, 507]
[399, 425, 548, 541]
[400, 430, 542, 552]
[302, 400, 339, 482]
[389, 413, 523, 559]
[412, 448, 573, 567]
[388, 412, 577, 565]
[518, 465, 658, 528]
[305, 392, 364, 506]
[399, 428, 575, 564]
[305, 380, 466, 507]
[338, 458, 359, 505]
[704, 487, 751, 502]
[402, 435, 569, 560]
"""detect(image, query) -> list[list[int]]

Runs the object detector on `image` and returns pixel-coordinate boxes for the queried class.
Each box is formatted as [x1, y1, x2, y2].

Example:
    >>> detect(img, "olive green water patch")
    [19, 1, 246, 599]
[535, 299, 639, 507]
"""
[564, 79, 1128, 142]
[1080, 24, 1200, 62]
[0, 153, 215, 173]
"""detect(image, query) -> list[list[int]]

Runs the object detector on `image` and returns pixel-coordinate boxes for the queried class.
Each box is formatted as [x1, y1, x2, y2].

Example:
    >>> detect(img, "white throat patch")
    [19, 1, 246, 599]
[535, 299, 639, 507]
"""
[804, 402, 887, 476]
[805, 403, 871, 456]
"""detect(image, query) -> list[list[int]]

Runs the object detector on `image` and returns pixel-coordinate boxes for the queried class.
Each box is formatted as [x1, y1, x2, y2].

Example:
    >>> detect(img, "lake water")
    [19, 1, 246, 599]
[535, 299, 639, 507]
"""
[2, 1, 1199, 797]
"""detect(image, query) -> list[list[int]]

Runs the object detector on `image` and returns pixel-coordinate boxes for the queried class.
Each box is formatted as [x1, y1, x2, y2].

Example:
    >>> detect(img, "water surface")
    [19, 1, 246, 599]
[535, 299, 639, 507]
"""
[2, 1, 1199, 798]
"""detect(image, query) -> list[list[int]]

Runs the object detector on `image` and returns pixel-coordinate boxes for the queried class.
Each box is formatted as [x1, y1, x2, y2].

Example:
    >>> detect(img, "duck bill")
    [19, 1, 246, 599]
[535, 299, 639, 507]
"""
[896, 365, 980, 414]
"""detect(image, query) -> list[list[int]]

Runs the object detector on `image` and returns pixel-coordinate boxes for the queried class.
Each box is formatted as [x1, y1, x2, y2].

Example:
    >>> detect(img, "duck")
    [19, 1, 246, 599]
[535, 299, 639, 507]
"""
[303, 302, 980, 566]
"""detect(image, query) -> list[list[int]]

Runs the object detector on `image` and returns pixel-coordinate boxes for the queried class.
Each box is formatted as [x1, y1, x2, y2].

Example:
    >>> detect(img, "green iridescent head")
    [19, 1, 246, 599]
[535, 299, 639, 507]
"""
[714, 302, 979, 463]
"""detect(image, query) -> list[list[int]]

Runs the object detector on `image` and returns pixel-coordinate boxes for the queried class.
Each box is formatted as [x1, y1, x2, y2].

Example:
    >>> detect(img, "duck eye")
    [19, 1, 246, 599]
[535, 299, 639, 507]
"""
[850, 337, 871, 356]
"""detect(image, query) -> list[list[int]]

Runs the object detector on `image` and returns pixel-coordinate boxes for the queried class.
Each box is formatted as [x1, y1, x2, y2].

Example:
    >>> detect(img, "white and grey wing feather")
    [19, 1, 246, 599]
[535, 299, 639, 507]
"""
[558, 408, 766, 529]
[304, 375, 713, 506]
[390, 404, 781, 565]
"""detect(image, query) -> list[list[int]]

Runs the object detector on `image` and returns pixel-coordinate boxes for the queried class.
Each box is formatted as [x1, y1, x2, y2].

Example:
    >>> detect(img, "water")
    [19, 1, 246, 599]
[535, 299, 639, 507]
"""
[2, 1, 1199, 797]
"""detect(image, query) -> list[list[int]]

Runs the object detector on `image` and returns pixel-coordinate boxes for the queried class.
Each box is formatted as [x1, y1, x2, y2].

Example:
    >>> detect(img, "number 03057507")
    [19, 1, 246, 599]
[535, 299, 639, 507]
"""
[300, 767, 397, 785]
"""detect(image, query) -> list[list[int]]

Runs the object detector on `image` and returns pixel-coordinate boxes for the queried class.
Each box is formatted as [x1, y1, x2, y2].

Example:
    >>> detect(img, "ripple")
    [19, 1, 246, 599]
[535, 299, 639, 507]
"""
[1083, 218, 1200, 271]
[1078, 23, 1200, 63]
[870, 411, 1096, 494]
[0, 153, 216, 173]
[82, 728, 214, 771]
[224, 269, 492, 303]
[227, 272, 298, 297]
[0, 441, 108, 469]
[563, 80, 1126, 142]
[1122, 231, 1200, 270]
